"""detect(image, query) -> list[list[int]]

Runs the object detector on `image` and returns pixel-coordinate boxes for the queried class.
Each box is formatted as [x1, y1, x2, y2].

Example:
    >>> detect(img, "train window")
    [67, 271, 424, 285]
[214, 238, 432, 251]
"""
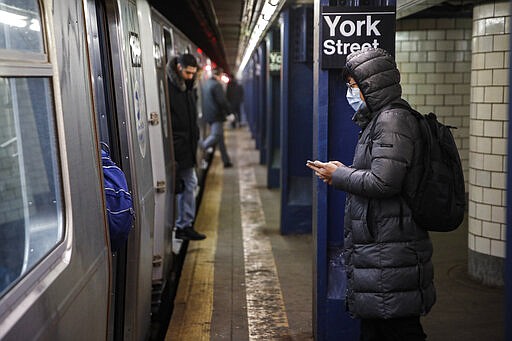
[0, 0, 44, 54]
[163, 28, 173, 62]
[0, 77, 62, 296]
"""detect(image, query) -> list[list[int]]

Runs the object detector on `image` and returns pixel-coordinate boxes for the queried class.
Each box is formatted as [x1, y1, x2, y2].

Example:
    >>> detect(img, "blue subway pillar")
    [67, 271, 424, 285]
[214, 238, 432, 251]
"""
[245, 57, 258, 139]
[252, 54, 261, 149]
[257, 43, 268, 165]
[265, 26, 282, 189]
[280, 5, 314, 235]
[312, 1, 396, 339]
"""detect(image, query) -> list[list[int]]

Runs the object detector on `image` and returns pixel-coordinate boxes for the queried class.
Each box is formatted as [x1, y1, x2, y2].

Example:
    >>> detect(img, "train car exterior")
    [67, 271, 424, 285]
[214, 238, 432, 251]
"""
[0, 0, 211, 340]
[0, 0, 110, 339]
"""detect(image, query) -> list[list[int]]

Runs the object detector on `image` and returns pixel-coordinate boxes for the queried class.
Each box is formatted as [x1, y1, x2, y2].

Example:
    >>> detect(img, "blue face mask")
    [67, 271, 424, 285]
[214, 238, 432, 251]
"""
[346, 87, 365, 111]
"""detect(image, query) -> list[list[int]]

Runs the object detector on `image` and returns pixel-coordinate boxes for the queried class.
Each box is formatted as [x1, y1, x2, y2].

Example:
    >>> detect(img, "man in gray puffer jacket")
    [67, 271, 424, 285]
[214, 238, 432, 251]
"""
[307, 48, 435, 340]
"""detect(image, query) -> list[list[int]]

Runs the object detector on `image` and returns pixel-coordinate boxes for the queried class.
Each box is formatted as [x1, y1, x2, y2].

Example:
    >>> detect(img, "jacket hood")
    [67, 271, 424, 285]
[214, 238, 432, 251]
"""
[345, 48, 402, 113]
[167, 57, 196, 92]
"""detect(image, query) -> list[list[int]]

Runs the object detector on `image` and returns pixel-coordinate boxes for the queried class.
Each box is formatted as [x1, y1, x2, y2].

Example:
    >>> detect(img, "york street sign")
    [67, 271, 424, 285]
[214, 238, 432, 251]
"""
[320, 6, 396, 69]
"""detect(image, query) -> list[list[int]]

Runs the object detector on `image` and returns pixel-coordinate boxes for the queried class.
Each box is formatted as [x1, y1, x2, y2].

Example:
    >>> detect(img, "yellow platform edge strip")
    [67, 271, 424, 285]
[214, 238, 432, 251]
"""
[165, 157, 222, 341]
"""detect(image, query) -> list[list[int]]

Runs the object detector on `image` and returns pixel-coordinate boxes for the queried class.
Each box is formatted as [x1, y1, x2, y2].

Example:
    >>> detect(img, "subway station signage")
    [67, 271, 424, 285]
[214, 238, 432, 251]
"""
[320, 6, 396, 69]
[269, 51, 281, 74]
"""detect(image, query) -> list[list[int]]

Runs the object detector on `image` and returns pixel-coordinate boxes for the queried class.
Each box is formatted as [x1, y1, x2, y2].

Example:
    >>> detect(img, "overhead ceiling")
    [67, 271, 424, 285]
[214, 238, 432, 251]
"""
[212, 0, 246, 75]
[149, 0, 472, 76]
[149, 0, 247, 76]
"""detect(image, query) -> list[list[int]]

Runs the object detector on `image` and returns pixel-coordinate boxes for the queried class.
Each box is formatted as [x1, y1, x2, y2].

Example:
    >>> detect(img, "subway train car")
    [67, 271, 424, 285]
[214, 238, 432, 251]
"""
[0, 0, 211, 340]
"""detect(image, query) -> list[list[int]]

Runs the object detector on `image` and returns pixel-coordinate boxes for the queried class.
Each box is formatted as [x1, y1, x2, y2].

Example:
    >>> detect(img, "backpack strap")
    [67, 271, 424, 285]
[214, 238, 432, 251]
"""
[367, 101, 408, 151]
[368, 100, 420, 148]
[100, 142, 110, 156]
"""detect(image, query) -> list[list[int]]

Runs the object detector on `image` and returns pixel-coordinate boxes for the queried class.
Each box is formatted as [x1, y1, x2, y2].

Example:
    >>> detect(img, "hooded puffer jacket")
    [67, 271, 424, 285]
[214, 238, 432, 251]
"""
[331, 48, 436, 319]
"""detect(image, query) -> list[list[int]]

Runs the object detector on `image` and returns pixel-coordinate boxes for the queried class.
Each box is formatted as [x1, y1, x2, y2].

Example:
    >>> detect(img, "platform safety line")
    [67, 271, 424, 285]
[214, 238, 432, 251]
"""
[238, 149, 290, 339]
[165, 157, 221, 341]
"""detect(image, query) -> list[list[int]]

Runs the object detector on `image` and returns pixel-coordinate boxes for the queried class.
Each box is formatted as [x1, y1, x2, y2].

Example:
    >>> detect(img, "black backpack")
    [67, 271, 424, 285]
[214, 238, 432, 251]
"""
[370, 103, 466, 232]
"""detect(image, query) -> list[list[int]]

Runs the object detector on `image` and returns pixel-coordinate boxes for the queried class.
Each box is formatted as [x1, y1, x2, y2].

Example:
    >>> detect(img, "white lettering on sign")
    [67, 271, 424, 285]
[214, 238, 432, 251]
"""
[323, 15, 381, 37]
[320, 8, 395, 68]
[130, 32, 142, 67]
[270, 52, 281, 64]
[269, 51, 281, 72]
[323, 40, 379, 55]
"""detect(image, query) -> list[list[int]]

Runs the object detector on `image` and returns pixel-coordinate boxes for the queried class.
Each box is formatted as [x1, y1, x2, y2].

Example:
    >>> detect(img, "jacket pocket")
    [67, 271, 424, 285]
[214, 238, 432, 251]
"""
[350, 197, 374, 242]
[351, 220, 373, 243]
[366, 199, 375, 240]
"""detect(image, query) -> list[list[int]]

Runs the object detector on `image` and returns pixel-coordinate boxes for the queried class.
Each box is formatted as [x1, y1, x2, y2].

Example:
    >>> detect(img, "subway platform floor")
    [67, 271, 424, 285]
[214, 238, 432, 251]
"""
[166, 127, 504, 340]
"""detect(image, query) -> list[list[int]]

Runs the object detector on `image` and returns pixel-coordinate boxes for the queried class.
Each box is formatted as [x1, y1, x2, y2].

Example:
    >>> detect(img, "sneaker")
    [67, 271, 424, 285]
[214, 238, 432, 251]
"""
[198, 140, 211, 153]
[175, 226, 206, 240]
[200, 159, 209, 170]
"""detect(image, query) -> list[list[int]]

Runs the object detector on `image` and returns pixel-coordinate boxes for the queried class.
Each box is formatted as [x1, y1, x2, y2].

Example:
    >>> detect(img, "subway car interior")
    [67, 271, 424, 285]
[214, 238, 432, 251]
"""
[0, 0, 510, 340]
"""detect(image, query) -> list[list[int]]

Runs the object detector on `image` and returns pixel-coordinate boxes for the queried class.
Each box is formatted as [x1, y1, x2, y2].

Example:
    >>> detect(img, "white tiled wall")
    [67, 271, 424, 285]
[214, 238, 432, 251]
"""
[469, 1, 510, 259]
[396, 18, 472, 192]
[397, 5, 510, 264]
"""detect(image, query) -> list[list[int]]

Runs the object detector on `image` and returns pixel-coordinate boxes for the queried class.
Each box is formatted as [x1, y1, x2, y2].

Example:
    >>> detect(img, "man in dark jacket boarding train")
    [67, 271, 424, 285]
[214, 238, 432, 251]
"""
[167, 53, 206, 241]
[307, 48, 436, 341]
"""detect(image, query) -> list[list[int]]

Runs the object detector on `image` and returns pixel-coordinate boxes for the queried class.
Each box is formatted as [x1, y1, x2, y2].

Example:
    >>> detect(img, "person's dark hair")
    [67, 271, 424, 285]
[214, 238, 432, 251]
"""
[212, 67, 224, 76]
[178, 53, 198, 68]
[341, 66, 352, 82]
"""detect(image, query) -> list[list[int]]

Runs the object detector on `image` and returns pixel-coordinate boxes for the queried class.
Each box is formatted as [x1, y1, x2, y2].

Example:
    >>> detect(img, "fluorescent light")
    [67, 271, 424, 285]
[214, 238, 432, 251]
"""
[0, 9, 27, 28]
[261, 1, 277, 18]
[29, 18, 40, 32]
[236, 0, 283, 78]
[0, 10, 40, 32]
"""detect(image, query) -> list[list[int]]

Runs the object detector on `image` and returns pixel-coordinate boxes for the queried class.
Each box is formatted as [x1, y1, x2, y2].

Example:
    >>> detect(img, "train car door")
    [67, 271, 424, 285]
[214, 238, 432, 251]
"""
[106, 1, 155, 340]
[83, 0, 125, 339]
[160, 25, 178, 256]
[140, 11, 177, 292]
[85, 0, 155, 340]
[139, 9, 168, 293]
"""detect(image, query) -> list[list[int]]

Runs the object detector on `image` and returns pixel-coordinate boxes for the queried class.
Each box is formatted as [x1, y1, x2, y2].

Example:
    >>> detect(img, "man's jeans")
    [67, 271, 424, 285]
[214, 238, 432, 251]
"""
[202, 121, 231, 165]
[175, 167, 197, 230]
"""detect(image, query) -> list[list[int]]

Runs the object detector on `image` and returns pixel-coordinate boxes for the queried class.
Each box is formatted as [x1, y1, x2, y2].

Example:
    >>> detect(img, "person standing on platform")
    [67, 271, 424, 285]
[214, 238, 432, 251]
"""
[167, 53, 206, 241]
[226, 78, 244, 128]
[200, 67, 233, 168]
[307, 48, 435, 341]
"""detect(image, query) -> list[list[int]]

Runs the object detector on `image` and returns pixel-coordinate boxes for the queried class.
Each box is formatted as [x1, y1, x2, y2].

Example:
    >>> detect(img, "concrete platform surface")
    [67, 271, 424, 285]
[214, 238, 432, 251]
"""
[167, 127, 504, 341]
